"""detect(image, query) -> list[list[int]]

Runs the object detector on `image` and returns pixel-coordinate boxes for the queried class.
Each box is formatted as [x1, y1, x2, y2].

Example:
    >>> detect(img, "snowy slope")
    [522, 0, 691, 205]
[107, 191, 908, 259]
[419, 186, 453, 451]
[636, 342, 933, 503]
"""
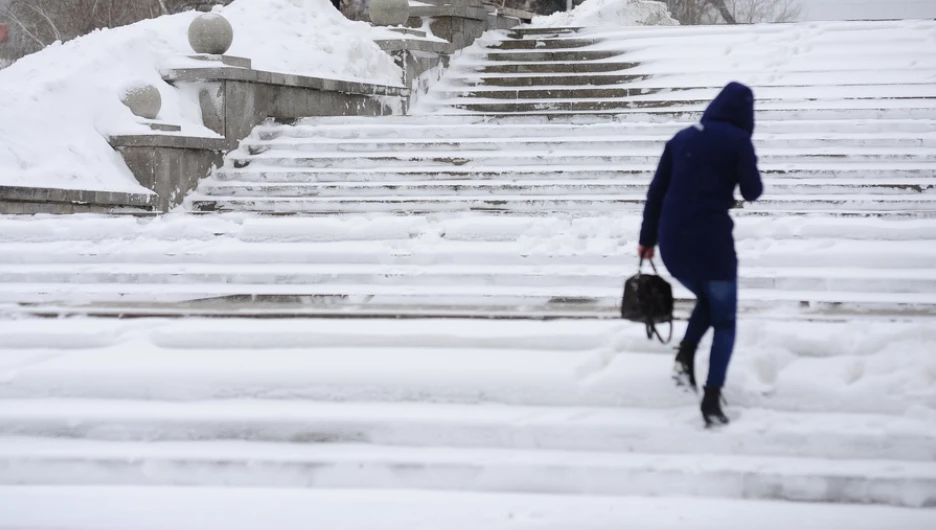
[0, 0, 402, 194]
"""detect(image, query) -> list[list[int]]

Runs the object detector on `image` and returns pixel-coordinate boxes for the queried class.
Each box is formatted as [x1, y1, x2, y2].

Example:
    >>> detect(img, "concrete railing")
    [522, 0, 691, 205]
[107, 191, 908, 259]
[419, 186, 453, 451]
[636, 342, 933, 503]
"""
[122, 2, 525, 213]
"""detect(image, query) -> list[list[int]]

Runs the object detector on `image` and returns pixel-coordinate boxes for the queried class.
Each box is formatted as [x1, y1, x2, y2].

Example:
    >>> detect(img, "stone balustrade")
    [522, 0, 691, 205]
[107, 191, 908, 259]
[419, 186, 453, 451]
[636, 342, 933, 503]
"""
[1, 2, 530, 214]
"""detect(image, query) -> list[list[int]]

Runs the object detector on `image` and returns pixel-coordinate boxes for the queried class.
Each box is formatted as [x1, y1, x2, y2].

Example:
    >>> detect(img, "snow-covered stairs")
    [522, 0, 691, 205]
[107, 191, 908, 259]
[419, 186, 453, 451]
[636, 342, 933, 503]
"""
[2, 318, 935, 508]
[189, 21, 936, 218]
[76, 19, 925, 319]
[190, 115, 936, 216]
[3, 212, 936, 317]
[2, 19, 936, 519]
[427, 22, 936, 115]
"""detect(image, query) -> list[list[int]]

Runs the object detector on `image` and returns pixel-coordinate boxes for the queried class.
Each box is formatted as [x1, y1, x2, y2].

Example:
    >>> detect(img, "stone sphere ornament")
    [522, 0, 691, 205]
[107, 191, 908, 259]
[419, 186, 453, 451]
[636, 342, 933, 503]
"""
[188, 13, 234, 55]
[369, 0, 410, 27]
[121, 84, 162, 120]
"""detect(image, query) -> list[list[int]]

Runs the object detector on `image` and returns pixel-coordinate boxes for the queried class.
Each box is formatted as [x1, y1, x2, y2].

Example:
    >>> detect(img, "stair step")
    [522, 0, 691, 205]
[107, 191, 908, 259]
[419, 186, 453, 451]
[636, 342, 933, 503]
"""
[4, 239, 936, 268]
[0, 437, 933, 506]
[4, 264, 936, 293]
[0, 264, 936, 301]
[507, 26, 583, 37]
[9, 298, 935, 320]
[268, 114, 936, 128]
[187, 195, 936, 215]
[0, 487, 931, 529]
[2, 316, 932, 409]
[453, 87, 663, 99]
[483, 50, 624, 62]
[447, 72, 651, 87]
[487, 38, 602, 50]
[444, 84, 936, 101]
[257, 119, 936, 139]
[2, 400, 933, 461]
[449, 98, 936, 114]
[479, 61, 639, 74]
[228, 152, 936, 170]
[450, 70, 936, 88]
[243, 136, 936, 153]
[433, 109, 936, 121]
[2, 213, 933, 243]
[6, 283, 936, 314]
[0, 300, 617, 319]
[471, 58, 936, 75]
[196, 181, 936, 198]
[212, 167, 936, 183]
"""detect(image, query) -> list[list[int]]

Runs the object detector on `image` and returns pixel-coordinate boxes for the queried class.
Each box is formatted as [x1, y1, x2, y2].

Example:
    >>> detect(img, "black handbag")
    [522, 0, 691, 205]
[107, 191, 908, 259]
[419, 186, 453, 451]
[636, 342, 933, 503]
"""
[621, 258, 674, 343]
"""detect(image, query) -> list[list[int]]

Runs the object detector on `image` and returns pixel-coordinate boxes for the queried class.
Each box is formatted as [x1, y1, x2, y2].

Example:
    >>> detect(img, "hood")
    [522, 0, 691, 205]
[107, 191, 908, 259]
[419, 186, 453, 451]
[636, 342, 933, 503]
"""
[701, 82, 755, 136]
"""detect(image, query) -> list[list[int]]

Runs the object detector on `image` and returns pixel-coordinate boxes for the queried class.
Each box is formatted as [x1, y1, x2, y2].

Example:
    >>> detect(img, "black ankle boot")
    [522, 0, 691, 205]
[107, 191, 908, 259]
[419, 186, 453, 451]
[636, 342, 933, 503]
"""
[701, 386, 729, 428]
[672, 341, 698, 392]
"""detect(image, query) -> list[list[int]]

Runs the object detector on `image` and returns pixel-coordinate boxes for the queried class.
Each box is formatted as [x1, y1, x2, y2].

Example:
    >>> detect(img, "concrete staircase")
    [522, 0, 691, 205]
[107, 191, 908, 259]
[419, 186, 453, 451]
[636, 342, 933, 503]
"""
[1, 20, 936, 520]
[2, 21, 934, 319]
[427, 22, 936, 115]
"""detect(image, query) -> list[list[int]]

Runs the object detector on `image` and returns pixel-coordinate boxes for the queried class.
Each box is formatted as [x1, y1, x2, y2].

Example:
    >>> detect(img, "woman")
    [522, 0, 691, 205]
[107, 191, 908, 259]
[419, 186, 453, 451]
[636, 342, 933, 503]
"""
[637, 82, 763, 427]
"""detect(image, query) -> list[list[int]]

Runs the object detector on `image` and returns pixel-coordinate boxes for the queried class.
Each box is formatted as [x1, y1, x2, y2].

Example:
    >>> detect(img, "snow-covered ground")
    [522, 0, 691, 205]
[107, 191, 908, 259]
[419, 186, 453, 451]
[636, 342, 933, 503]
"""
[0, 0, 403, 194]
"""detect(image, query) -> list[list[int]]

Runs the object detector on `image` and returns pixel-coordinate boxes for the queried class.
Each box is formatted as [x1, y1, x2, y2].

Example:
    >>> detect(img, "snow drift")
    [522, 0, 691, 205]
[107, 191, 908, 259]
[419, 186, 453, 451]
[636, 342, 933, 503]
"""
[530, 0, 679, 28]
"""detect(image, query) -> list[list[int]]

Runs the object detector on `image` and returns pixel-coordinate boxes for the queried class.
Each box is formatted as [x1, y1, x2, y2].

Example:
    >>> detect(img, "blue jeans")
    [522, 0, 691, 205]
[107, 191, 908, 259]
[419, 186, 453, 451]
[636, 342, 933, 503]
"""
[676, 278, 738, 388]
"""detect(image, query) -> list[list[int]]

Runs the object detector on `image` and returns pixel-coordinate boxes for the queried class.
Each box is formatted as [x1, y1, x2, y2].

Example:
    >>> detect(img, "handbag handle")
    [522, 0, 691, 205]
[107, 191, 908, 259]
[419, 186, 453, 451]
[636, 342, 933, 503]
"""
[646, 321, 673, 344]
[638, 257, 659, 275]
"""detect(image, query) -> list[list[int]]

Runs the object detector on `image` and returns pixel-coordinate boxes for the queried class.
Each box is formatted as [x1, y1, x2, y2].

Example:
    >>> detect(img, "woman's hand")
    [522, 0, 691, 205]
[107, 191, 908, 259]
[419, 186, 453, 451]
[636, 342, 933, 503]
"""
[638, 245, 655, 260]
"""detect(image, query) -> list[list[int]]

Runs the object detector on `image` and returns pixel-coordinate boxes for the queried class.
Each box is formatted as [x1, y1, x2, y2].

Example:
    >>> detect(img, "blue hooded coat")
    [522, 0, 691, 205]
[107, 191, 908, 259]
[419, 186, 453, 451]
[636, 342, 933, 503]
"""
[639, 82, 764, 281]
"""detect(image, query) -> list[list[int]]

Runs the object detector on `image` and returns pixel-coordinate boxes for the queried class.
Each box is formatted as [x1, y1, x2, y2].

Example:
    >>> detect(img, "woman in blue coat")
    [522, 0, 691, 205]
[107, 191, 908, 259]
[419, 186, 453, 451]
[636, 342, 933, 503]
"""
[638, 82, 763, 427]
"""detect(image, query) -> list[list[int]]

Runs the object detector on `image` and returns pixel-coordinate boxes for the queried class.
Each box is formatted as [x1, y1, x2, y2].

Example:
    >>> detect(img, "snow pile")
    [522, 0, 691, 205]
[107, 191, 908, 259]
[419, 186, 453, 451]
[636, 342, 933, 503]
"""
[529, 0, 678, 28]
[219, 0, 402, 81]
[0, 0, 402, 193]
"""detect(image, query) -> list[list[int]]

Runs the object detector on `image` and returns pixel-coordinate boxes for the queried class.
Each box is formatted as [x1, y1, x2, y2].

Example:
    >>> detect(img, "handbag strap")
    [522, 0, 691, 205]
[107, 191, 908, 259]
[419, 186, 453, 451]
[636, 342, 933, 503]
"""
[646, 320, 673, 344]
[638, 257, 659, 275]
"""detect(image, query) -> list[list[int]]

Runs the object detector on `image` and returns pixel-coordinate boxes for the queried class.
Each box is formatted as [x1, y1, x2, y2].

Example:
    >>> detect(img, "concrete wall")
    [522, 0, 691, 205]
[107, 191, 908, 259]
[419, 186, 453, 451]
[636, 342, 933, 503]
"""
[163, 67, 407, 150]
[101, 67, 410, 212]
[0, 185, 156, 215]
[376, 38, 455, 92]
[111, 135, 228, 212]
